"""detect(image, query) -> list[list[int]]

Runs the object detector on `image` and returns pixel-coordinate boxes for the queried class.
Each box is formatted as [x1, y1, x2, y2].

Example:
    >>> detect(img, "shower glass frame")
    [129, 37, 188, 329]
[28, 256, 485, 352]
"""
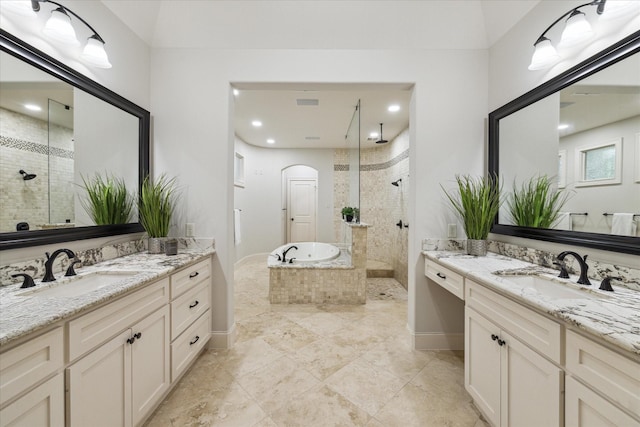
[345, 100, 360, 222]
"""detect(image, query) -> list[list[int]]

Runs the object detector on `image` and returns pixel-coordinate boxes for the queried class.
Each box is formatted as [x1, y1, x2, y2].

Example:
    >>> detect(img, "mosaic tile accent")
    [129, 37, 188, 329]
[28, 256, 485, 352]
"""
[0, 135, 74, 159]
[334, 164, 350, 171]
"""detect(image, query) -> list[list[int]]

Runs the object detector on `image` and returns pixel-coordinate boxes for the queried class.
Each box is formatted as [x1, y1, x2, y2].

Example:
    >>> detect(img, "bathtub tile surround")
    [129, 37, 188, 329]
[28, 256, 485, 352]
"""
[0, 237, 215, 286]
[268, 224, 369, 304]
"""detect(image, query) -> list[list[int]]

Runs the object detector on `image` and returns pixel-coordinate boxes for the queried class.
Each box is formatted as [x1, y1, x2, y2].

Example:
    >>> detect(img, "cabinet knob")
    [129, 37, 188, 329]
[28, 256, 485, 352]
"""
[127, 337, 136, 344]
[189, 271, 199, 279]
[497, 339, 506, 347]
[436, 273, 446, 279]
[189, 300, 199, 309]
[491, 334, 499, 341]
[189, 336, 200, 346]
[134, 332, 142, 340]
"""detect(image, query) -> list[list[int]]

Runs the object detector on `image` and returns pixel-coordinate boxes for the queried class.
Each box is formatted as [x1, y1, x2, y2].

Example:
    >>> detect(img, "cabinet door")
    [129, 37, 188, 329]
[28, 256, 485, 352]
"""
[0, 373, 64, 427]
[131, 306, 170, 426]
[465, 307, 501, 427]
[565, 376, 639, 427]
[67, 330, 132, 427]
[501, 331, 563, 427]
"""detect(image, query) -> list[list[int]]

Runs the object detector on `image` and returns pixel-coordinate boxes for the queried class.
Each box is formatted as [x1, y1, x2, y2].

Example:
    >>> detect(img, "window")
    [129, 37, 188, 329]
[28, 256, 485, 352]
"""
[575, 138, 622, 187]
[234, 152, 245, 188]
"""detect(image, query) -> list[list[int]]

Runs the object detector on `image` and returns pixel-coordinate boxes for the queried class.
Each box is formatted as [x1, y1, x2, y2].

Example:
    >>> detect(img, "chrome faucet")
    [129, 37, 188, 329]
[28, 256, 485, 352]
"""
[42, 248, 76, 282]
[556, 251, 592, 286]
[281, 245, 298, 263]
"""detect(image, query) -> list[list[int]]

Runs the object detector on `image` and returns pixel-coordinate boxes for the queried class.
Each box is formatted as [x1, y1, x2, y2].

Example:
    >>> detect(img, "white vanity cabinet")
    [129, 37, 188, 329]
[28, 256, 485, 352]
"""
[425, 259, 465, 299]
[565, 330, 640, 426]
[66, 279, 170, 427]
[169, 258, 211, 381]
[0, 328, 65, 427]
[465, 280, 563, 427]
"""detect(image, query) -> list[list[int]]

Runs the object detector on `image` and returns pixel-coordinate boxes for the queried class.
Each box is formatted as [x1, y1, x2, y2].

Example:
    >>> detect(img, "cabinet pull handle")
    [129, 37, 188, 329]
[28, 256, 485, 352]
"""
[436, 273, 446, 279]
[127, 337, 136, 344]
[497, 339, 506, 347]
[134, 332, 142, 340]
[189, 271, 199, 279]
[491, 334, 499, 341]
[189, 300, 199, 309]
[189, 336, 200, 345]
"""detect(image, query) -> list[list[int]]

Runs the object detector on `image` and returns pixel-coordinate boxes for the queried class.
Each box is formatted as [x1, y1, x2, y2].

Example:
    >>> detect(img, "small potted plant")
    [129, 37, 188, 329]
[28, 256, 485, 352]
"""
[341, 206, 354, 222]
[80, 173, 134, 225]
[507, 175, 571, 229]
[138, 174, 178, 254]
[442, 174, 502, 256]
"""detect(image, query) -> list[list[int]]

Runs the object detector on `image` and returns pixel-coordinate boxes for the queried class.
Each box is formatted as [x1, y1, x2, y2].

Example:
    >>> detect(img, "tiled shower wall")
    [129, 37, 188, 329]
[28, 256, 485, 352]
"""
[334, 128, 410, 288]
[0, 107, 74, 232]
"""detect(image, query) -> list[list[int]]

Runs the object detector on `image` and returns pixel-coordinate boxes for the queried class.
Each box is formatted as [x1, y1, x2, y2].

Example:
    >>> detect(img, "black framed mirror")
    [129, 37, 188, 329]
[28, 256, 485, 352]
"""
[0, 29, 150, 250]
[489, 30, 640, 256]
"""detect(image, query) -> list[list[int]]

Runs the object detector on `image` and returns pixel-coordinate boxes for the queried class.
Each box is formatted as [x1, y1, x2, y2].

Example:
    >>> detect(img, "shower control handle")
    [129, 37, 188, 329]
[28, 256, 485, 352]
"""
[396, 220, 403, 229]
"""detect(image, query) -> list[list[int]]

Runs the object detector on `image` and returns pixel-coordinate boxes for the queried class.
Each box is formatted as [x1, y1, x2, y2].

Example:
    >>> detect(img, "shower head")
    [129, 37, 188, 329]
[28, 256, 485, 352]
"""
[376, 123, 388, 144]
[19, 169, 37, 180]
[391, 178, 402, 187]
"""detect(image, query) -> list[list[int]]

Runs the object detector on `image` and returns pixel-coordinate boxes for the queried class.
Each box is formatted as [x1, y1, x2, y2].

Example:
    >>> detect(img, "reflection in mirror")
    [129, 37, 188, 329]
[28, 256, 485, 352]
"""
[489, 31, 640, 255]
[498, 52, 639, 236]
[0, 51, 139, 233]
[0, 30, 149, 250]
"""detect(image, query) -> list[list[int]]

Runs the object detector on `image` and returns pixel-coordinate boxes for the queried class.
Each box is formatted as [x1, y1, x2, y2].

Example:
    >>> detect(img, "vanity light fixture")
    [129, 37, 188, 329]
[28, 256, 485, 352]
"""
[527, 0, 628, 71]
[2, 0, 112, 68]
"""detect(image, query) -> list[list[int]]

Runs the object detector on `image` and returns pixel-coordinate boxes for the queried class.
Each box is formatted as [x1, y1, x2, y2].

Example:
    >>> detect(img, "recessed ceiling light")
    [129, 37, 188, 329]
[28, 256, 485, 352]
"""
[233, 88, 239, 96]
[252, 120, 262, 127]
[369, 132, 379, 138]
[24, 104, 42, 111]
[558, 124, 569, 130]
[266, 138, 275, 144]
[388, 104, 400, 112]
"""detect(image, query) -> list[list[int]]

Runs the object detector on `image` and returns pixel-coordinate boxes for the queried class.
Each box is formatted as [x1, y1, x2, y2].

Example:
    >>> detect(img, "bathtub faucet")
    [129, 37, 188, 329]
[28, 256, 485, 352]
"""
[282, 245, 298, 263]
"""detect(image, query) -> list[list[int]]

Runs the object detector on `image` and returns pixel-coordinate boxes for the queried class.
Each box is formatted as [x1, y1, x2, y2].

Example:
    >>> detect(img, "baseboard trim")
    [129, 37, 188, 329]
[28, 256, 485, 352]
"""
[412, 332, 464, 350]
[207, 323, 236, 349]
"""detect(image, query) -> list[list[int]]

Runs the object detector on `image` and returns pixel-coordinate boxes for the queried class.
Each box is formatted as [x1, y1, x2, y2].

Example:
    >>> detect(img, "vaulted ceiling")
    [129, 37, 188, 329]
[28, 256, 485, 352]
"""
[101, 0, 540, 148]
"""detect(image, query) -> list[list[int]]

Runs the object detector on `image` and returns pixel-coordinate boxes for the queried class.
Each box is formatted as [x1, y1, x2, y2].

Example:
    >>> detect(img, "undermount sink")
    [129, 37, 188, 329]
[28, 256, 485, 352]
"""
[501, 275, 593, 299]
[18, 271, 141, 298]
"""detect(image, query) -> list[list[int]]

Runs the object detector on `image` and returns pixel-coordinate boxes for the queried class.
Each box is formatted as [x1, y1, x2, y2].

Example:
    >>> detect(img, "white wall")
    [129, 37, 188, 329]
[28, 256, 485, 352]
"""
[233, 137, 335, 261]
[489, 1, 640, 267]
[151, 48, 488, 346]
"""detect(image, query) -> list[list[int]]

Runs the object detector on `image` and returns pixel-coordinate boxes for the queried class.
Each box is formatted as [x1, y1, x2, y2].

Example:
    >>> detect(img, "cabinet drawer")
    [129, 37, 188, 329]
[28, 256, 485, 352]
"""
[171, 280, 210, 340]
[68, 278, 169, 361]
[466, 279, 561, 363]
[566, 330, 640, 419]
[0, 372, 64, 427]
[171, 311, 210, 381]
[565, 376, 638, 427]
[425, 259, 464, 299]
[0, 327, 64, 406]
[170, 258, 210, 299]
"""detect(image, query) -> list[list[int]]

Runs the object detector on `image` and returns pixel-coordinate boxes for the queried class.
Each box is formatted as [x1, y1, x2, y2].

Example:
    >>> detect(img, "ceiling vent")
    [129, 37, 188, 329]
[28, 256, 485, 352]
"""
[297, 99, 319, 106]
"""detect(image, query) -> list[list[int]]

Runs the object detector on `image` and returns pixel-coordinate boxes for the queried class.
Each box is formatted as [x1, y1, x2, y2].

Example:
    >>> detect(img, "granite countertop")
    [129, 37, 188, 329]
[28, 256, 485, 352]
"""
[423, 251, 640, 357]
[0, 248, 214, 348]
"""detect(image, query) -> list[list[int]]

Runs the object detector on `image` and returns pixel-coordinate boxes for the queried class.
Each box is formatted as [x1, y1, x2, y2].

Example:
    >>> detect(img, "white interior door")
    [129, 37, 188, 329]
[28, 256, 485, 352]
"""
[288, 179, 317, 242]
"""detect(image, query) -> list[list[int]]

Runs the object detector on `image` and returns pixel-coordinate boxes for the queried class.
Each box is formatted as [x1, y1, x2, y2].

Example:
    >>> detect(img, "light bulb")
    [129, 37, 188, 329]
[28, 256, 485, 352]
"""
[528, 38, 560, 71]
[558, 10, 594, 48]
[43, 7, 79, 46]
[80, 36, 112, 68]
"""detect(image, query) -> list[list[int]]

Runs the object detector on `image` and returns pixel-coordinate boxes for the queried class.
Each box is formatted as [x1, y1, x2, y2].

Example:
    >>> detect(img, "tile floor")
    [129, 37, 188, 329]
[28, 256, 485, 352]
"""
[145, 259, 489, 426]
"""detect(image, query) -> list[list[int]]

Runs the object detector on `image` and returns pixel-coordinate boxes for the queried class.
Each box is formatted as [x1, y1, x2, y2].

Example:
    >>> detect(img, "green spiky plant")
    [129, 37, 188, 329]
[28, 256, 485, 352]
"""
[442, 174, 502, 240]
[138, 174, 178, 237]
[507, 175, 570, 229]
[80, 173, 134, 225]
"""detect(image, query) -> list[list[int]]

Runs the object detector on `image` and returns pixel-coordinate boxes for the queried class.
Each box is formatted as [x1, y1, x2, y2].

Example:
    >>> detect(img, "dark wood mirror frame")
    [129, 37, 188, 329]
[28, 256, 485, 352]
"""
[0, 29, 150, 250]
[488, 30, 640, 256]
